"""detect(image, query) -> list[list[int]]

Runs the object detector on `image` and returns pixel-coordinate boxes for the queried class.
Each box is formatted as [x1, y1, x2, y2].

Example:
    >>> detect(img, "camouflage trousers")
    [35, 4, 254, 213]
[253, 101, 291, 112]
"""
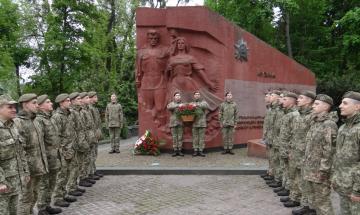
[221, 126, 235, 150]
[0, 194, 19, 215]
[338, 193, 360, 215]
[192, 127, 205, 151]
[18, 174, 46, 215]
[109, 127, 121, 151]
[78, 150, 91, 180]
[88, 144, 97, 175]
[53, 155, 78, 202]
[305, 181, 334, 215]
[280, 158, 290, 190]
[37, 168, 59, 210]
[267, 143, 275, 175]
[171, 126, 183, 150]
[289, 159, 301, 202]
[271, 147, 282, 182]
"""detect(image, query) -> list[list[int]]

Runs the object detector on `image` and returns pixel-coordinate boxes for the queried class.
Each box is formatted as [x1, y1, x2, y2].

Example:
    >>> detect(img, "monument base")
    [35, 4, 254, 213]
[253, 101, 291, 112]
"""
[247, 139, 267, 159]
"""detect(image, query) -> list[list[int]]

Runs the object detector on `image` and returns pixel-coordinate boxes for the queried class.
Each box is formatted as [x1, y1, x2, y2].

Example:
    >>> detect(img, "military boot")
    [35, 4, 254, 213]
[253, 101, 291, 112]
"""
[228, 149, 235, 155]
[277, 189, 290, 196]
[292, 206, 310, 215]
[108, 150, 115, 154]
[172, 150, 178, 157]
[307, 209, 317, 215]
[76, 187, 86, 193]
[38, 209, 50, 215]
[283, 200, 300, 208]
[192, 150, 198, 157]
[54, 200, 70, 207]
[273, 187, 285, 193]
[221, 149, 228, 154]
[280, 197, 290, 202]
[79, 179, 92, 187]
[68, 190, 83, 196]
[45, 206, 62, 214]
[64, 196, 77, 202]
[89, 174, 100, 180]
[264, 175, 274, 180]
[95, 171, 104, 177]
[178, 151, 184, 157]
[86, 178, 96, 184]
[260, 173, 268, 178]
[198, 151, 206, 157]
[269, 181, 282, 187]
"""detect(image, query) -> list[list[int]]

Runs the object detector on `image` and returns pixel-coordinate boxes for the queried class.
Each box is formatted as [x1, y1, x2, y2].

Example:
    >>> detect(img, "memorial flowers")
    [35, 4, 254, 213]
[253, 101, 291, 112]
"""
[175, 103, 201, 122]
[134, 130, 162, 156]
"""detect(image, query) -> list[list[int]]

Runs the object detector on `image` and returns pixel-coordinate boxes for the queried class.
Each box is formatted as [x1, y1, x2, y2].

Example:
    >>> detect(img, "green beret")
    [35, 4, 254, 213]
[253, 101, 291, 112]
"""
[343, 91, 360, 102]
[79, 92, 88, 99]
[88, 91, 97, 97]
[69, 92, 79, 100]
[0, 94, 17, 106]
[55, 93, 69, 103]
[271, 90, 281, 96]
[300, 90, 316, 100]
[37, 94, 48, 105]
[315, 94, 333, 106]
[283, 92, 298, 99]
[18, 93, 37, 103]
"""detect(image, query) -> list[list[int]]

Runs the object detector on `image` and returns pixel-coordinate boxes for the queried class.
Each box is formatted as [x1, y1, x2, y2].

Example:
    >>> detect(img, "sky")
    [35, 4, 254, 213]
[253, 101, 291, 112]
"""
[166, 0, 204, 6]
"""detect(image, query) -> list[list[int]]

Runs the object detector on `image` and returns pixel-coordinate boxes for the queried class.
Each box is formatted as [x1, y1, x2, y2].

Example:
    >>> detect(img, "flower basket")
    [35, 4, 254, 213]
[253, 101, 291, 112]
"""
[134, 130, 164, 156]
[181, 115, 195, 122]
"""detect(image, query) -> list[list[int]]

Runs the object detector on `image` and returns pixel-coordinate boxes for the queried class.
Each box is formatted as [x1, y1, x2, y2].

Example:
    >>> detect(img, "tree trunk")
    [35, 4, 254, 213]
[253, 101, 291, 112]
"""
[285, 12, 293, 58]
[15, 64, 22, 97]
[105, 0, 116, 92]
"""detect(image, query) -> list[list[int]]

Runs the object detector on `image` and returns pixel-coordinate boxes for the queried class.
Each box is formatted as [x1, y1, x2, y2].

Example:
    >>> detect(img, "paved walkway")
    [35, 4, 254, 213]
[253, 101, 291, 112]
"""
[61, 175, 340, 215]
[96, 137, 268, 169]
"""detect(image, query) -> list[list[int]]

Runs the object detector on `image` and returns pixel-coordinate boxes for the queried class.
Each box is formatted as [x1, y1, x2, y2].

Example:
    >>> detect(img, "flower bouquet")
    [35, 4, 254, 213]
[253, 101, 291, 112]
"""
[175, 103, 201, 122]
[134, 130, 163, 156]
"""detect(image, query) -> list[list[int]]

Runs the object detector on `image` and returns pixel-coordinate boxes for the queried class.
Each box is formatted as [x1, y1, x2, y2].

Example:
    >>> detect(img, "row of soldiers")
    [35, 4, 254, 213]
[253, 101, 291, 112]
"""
[262, 90, 360, 215]
[0, 91, 104, 215]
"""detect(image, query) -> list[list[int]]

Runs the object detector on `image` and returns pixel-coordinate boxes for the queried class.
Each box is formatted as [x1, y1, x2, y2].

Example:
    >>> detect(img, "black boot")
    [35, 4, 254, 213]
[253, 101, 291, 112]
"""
[64, 196, 77, 202]
[89, 174, 100, 180]
[192, 150, 198, 157]
[76, 187, 86, 193]
[264, 175, 274, 180]
[108, 150, 115, 154]
[114, 149, 120, 153]
[178, 150, 184, 157]
[221, 150, 228, 154]
[198, 151, 206, 157]
[95, 171, 104, 177]
[68, 190, 83, 196]
[277, 189, 290, 196]
[280, 196, 290, 202]
[45, 206, 62, 214]
[273, 186, 285, 193]
[283, 200, 300, 208]
[269, 181, 282, 188]
[38, 210, 49, 215]
[172, 150, 178, 157]
[292, 206, 310, 215]
[79, 179, 92, 187]
[54, 200, 70, 207]
[86, 178, 96, 184]
[266, 180, 276, 185]
[228, 149, 235, 155]
[260, 173, 268, 178]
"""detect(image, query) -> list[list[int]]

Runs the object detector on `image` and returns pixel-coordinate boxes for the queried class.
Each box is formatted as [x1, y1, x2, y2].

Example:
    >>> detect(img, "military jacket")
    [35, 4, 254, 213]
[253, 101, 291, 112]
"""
[81, 105, 97, 146]
[265, 103, 280, 144]
[0, 118, 29, 196]
[332, 112, 360, 196]
[35, 111, 61, 170]
[262, 105, 271, 140]
[51, 107, 76, 160]
[272, 106, 285, 148]
[69, 105, 88, 152]
[290, 107, 313, 166]
[191, 99, 209, 128]
[303, 112, 338, 184]
[89, 104, 102, 140]
[105, 103, 123, 128]
[219, 101, 238, 127]
[14, 111, 48, 176]
[167, 101, 183, 128]
[279, 107, 299, 158]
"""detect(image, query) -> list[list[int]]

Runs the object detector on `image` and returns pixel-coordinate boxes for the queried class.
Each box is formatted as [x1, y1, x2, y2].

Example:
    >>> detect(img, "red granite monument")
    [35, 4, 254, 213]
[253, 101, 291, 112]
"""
[135, 6, 316, 150]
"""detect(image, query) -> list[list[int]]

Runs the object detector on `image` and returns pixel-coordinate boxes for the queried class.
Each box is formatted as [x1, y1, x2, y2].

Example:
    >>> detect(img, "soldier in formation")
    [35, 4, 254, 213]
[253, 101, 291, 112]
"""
[191, 92, 209, 157]
[167, 92, 185, 157]
[262, 90, 360, 215]
[105, 93, 124, 154]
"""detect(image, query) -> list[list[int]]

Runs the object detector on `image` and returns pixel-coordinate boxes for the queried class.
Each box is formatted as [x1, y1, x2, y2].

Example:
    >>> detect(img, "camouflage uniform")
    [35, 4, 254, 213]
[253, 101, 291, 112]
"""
[219, 100, 238, 150]
[288, 107, 312, 205]
[332, 112, 360, 215]
[191, 99, 209, 152]
[271, 105, 285, 182]
[89, 104, 102, 175]
[303, 112, 337, 215]
[15, 110, 49, 215]
[0, 117, 29, 215]
[52, 107, 77, 203]
[278, 107, 299, 190]
[81, 105, 96, 178]
[34, 110, 61, 210]
[262, 104, 272, 172]
[105, 102, 124, 152]
[167, 101, 184, 150]
[265, 103, 280, 175]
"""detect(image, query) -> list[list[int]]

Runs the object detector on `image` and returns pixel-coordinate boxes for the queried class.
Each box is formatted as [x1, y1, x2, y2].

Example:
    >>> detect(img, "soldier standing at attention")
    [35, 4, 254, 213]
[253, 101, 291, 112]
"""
[191, 91, 209, 157]
[15, 93, 49, 215]
[332, 91, 360, 215]
[261, 90, 273, 177]
[303, 94, 337, 215]
[0, 95, 29, 215]
[88, 91, 103, 178]
[219, 92, 238, 155]
[105, 93, 124, 154]
[167, 92, 184, 157]
[276, 92, 299, 199]
[52, 93, 81, 208]
[34, 95, 62, 214]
